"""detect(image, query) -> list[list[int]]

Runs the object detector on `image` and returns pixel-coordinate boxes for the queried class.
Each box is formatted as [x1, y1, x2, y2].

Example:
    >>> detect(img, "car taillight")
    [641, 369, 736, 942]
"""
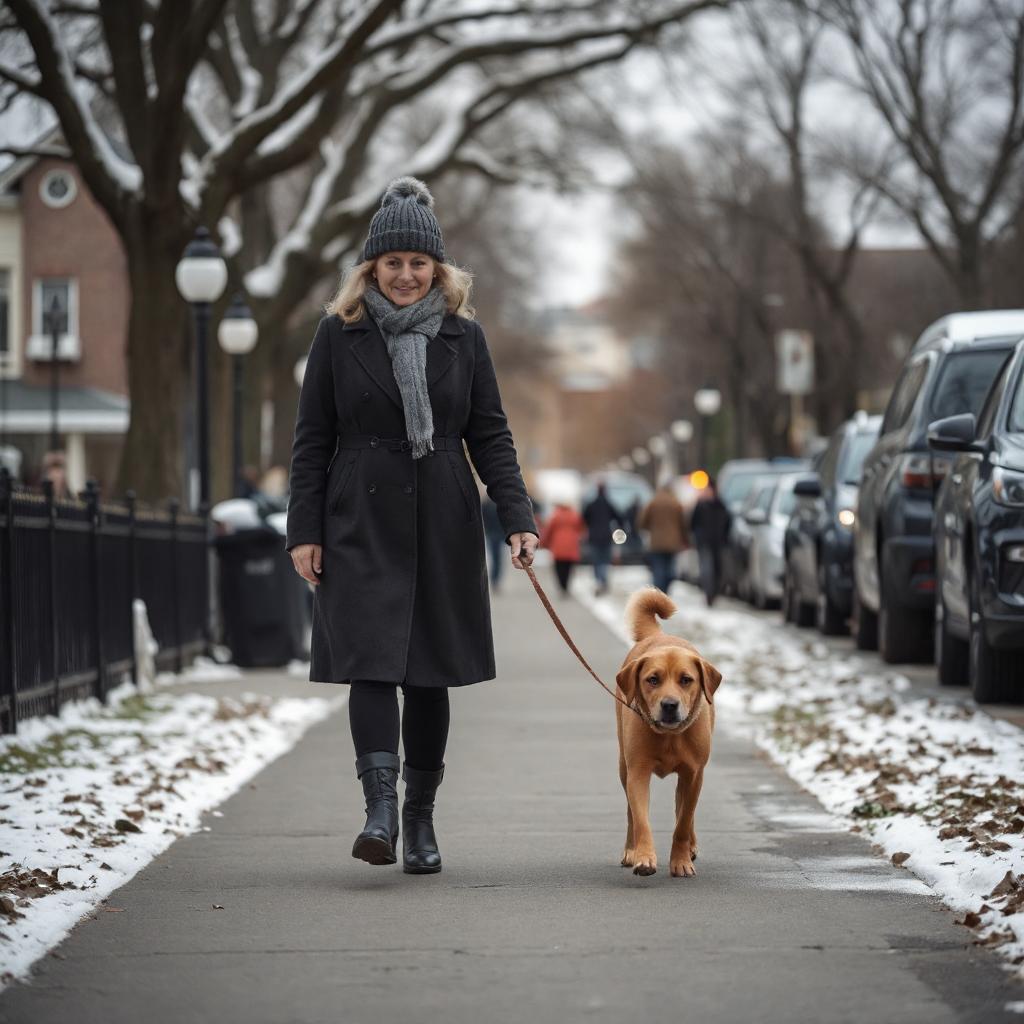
[899, 453, 944, 489]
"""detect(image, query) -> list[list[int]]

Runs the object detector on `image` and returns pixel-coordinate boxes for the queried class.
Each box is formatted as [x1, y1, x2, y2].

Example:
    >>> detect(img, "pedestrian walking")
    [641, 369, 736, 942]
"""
[637, 479, 689, 595]
[538, 500, 586, 596]
[285, 176, 539, 875]
[690, 477, 731, 606]
[582, 480, 624, 596]
[481, 495, 505, 592]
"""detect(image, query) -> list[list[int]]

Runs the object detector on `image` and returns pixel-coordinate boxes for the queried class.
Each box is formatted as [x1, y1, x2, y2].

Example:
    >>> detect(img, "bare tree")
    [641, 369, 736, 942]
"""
[610, 142, 811, 459]
[713, 0, 881, 428]
[822, 0, 1024, 308]
[0, 0, 730, 500]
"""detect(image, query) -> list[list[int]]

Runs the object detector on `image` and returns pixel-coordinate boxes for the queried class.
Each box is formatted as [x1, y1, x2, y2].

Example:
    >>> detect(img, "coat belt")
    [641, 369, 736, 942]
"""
[337, 433, 464, 453]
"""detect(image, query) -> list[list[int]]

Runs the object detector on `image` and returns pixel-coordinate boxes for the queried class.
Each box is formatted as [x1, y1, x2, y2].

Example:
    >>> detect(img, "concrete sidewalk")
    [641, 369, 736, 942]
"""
[1, 568, 1021, 1023]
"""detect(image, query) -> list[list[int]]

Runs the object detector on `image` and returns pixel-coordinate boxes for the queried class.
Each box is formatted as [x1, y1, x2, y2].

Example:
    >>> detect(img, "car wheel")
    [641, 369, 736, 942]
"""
[935, 594, 968, 687]
[879, 555, 932, 664]
[816, 562, 846, 636]
[968, 567, 1016, 703]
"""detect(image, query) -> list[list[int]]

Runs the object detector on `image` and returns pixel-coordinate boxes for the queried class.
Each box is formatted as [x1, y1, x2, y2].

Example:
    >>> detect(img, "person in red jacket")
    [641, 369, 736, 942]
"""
[538, 501, 587, 596]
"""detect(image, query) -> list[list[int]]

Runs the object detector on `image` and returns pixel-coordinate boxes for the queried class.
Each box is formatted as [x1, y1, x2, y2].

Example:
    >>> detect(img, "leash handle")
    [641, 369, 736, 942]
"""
[522, 564, 641, 718]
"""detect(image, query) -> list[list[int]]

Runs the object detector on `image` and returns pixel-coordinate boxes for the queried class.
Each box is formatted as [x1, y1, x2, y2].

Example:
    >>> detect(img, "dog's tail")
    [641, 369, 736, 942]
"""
[624, 587, 677, 642]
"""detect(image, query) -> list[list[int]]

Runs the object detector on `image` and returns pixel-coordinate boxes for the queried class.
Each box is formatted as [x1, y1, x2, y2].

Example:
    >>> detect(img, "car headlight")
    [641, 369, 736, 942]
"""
[993, 466, 1024, 507]
[837, 508, 856, 530]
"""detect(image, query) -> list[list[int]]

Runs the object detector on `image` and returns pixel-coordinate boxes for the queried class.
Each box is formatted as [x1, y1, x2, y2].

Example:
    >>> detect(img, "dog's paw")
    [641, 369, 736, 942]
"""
[632, 851, 657, 876]
[621, 848, 635, 867]
[670, 855, 696, 878]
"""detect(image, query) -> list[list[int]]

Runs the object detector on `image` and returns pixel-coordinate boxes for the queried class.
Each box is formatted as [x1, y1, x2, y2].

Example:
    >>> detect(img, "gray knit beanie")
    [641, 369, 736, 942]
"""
[360, 176, 445, 263]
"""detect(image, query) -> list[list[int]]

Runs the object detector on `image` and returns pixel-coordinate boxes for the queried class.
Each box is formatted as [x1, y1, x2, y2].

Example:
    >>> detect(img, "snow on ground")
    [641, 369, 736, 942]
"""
[0, 661, 341, 988]
[572, 564, 1024, 976]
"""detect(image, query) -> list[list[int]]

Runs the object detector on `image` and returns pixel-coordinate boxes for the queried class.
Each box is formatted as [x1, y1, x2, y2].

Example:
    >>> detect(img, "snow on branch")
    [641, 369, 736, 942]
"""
[7, 0, 142, 205]
[244, 31, 643, 306]
[244, 136, 348, 299]
[223, 11, 263, 120]
[208, 0, 725, 214]
[199, 0, 400, 187]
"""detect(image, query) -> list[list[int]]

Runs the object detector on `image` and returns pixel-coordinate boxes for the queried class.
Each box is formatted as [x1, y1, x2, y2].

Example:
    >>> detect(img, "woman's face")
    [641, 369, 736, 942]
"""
[373, 251, 435, 305]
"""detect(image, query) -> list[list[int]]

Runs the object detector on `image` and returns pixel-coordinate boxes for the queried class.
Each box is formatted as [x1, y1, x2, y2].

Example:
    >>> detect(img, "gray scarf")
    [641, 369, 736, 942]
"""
[363, 285, 448, 458]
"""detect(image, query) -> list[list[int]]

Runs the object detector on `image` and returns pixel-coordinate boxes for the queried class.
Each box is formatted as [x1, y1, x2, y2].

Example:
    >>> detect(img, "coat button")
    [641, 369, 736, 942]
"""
[369, 483, 377, 494]
[361, 392, 370, 402]
[403, 484, 413, 494]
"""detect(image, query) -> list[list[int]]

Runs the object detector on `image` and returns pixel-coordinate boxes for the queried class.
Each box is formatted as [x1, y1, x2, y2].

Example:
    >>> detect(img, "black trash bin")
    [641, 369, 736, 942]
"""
[214, 527, 305, 667]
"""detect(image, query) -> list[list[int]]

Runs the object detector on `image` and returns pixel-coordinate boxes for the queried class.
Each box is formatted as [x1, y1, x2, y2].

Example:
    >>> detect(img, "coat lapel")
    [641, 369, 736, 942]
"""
[427, 315, 462, 390]
[347, 317, 402, 410]
[347, 313, 463, 413]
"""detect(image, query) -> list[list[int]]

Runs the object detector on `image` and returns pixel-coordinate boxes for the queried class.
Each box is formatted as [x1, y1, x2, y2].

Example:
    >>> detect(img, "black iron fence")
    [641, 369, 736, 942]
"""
[0, 470, 210, 734]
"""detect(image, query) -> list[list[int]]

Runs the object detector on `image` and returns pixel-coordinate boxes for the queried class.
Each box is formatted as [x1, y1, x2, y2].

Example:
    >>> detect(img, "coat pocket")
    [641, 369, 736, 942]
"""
[445, 452, 476, 522]
[327, 453, 359, 515]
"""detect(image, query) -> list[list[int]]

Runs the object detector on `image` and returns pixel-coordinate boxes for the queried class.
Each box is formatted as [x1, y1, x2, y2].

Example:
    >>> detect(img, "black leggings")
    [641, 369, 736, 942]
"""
[348, 681, 450, 770]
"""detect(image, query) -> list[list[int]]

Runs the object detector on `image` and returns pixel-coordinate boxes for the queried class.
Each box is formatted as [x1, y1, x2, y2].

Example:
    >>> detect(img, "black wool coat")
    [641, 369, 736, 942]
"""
[285, 312, 538, 687]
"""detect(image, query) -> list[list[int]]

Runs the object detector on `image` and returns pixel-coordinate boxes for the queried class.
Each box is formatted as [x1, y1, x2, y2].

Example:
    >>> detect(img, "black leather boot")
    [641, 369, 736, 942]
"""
[352, 752, 400, 865]
[402, 763, 444, 874]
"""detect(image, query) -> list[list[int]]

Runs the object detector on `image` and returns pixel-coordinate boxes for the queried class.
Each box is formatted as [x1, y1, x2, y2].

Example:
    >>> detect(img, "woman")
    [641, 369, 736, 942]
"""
[286, 177, 539, 875]
[538, 500, 586, 596]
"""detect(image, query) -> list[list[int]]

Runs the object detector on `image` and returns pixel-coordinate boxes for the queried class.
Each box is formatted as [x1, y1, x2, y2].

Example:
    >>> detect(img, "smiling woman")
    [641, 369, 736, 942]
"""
[285, 175, 539, 876]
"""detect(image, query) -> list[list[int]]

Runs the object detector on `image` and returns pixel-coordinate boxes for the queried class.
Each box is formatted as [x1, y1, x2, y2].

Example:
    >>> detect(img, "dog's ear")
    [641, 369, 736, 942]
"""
[698, 659, 722, 705]
[616, 657, 645, 702]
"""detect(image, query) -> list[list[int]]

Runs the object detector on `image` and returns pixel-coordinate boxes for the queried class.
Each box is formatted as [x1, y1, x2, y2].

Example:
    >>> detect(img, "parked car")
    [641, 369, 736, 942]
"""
[783, 413, 882, 633]
[929, 338, 1024, 703]
[744, 473, 813, 609]
[579, 470, 653, 566]
[719, 457, 808, 595]
[853, 310, 1024, 663]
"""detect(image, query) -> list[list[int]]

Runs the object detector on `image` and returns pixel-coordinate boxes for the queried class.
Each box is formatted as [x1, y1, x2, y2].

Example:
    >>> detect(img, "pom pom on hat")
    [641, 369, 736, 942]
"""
[361, 174, 445, 262]
[380, 176, 434, 209]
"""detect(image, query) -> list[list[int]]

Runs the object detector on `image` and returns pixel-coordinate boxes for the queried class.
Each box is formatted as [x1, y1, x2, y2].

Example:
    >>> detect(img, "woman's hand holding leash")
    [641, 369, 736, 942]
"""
[509, 532, 538, 570]
[291, 543, 322, 585]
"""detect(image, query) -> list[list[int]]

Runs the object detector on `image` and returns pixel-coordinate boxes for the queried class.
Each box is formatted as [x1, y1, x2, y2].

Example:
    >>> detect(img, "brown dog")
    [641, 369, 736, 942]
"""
[616, 587, 722, 878]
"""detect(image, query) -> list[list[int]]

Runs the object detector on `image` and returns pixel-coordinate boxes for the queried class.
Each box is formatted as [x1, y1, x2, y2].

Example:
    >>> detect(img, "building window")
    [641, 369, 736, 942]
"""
[28, 277, 80, 361]
[39, 168, 78, 209]
[37, 278, 71, 335]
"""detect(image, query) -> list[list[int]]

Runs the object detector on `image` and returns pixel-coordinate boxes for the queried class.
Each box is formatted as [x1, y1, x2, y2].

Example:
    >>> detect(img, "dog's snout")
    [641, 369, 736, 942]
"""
[659, 698, 681, 720]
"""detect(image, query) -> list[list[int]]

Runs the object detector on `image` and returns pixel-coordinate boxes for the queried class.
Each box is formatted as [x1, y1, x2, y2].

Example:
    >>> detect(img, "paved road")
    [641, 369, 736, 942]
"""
[1, 570, 1021, 1023]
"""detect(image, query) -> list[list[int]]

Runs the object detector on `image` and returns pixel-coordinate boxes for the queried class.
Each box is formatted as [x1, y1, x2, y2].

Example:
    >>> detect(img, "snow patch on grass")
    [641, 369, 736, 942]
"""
[0, 672, 344, 987]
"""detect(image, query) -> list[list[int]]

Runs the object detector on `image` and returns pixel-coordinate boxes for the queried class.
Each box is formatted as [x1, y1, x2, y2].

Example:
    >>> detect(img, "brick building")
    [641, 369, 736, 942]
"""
[0, 127, 130, 493]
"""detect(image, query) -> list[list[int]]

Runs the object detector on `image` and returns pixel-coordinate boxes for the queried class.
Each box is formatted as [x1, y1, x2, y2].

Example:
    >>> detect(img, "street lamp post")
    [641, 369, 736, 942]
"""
[631, 445, 653, 486]
[175, 227, 227, 510]
[670, 418, 694, 474]
[648, 433, 668, 481]
[217, 294, 259, 498]
[45, 293, 66, 454]
[694, 386, 722, 470]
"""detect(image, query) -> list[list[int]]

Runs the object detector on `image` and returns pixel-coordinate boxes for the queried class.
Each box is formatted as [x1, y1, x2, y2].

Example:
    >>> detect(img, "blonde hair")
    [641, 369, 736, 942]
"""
[326, 258, 475, 323]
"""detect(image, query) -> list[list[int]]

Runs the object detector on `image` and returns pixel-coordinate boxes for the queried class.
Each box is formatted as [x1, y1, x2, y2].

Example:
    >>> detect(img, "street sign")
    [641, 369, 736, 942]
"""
[775, 330, 814, 395]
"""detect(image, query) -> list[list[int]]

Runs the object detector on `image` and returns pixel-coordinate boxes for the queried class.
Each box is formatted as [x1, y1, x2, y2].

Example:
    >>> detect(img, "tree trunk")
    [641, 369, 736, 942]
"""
[114, 217, 192, 503]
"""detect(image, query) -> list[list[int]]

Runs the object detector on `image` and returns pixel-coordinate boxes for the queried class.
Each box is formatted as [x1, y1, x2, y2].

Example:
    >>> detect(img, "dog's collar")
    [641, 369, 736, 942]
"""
[630, 694, 704, 735]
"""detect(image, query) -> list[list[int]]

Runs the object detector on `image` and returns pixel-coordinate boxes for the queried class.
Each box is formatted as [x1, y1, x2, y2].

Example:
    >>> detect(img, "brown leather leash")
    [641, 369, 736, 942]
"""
[522, 563, 643, 720]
